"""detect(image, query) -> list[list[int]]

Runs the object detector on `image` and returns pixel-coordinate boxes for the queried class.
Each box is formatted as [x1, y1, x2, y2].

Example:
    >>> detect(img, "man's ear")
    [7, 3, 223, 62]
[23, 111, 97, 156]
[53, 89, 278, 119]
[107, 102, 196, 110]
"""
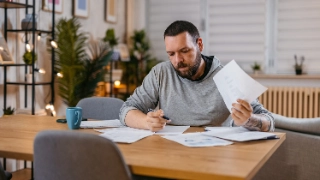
[196, 37, 204, 52]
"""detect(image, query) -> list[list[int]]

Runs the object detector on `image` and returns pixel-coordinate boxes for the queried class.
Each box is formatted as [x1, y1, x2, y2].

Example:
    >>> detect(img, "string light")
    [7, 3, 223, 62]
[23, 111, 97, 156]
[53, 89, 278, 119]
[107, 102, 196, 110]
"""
[25, 42, 32, 52]
[37, 32, 41, 41]
[50, 40, 58, 48]
[35, 68, 46, 74]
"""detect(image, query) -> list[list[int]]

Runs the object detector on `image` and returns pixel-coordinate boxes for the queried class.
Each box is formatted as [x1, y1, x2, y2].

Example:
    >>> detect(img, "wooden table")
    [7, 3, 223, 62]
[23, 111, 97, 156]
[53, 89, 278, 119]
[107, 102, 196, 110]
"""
[0, 115, 285, 180]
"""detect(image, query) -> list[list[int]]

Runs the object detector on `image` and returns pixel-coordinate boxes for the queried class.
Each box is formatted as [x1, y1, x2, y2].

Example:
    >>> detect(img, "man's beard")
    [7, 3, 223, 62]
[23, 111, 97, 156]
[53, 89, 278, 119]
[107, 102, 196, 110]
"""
[174, 51, 202, 80]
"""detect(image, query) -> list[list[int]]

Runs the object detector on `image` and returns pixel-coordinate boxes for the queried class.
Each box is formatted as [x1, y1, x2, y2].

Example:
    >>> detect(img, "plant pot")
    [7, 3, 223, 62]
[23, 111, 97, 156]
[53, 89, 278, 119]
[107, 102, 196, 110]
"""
[295, 69, 302, 75]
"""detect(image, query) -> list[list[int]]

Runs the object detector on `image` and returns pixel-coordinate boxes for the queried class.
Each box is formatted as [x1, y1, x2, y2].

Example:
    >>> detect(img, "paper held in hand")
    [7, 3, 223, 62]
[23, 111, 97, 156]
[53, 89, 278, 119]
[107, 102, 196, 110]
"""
[213, 60, 267, 112]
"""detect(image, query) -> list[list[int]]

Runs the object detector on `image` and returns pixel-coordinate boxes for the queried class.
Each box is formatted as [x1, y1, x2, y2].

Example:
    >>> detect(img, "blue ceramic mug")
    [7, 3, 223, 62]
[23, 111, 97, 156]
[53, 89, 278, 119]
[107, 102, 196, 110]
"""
[66, 107, 82, 129]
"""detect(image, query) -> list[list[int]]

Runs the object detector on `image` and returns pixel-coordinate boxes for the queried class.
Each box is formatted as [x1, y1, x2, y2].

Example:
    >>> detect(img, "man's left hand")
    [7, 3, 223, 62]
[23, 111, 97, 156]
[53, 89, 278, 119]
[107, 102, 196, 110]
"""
[231, 99, 253, 126]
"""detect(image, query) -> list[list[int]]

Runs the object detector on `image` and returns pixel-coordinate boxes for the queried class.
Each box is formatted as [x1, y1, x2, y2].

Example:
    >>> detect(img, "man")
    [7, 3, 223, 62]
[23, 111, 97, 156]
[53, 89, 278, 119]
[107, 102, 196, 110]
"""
[119, 20, 274, 132]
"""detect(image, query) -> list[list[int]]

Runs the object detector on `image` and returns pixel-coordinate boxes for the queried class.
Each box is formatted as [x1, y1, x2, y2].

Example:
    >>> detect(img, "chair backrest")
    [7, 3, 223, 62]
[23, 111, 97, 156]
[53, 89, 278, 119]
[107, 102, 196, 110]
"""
[34, 130, 132, 180]
[0, 162, 7, 180]
[76, 97, 124, 120]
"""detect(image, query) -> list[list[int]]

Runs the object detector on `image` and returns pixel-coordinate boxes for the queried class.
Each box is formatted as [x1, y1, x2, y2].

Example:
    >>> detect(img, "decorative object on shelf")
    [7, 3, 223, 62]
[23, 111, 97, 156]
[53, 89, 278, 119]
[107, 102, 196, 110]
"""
[251, 61, 261, 75]
[55, 18, 112, 106]
[73, 0, 89, 18]
[2, 106, 15, 116]
[42, 0, 63, 13]
[21, 14, 37, 30]
[0, 31, 14, 64]
[22, 51, 37, 64]
[105, 0, 117, 23]
[294, 54, 305, 75]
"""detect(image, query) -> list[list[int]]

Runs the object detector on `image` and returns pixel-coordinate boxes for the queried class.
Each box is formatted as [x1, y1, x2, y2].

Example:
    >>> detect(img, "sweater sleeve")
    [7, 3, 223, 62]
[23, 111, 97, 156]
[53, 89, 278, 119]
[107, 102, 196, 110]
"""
[119, 66, 160, 125]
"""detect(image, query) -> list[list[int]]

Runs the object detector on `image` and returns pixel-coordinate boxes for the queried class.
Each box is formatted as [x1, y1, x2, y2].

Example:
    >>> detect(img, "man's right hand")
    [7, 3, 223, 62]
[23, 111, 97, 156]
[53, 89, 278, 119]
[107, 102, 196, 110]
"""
[146, 109, 171, 132]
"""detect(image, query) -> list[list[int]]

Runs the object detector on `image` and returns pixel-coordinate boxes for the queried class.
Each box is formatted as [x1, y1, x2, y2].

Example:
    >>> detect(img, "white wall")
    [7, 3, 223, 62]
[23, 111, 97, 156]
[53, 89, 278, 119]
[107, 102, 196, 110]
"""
[0, 0, 127, 116]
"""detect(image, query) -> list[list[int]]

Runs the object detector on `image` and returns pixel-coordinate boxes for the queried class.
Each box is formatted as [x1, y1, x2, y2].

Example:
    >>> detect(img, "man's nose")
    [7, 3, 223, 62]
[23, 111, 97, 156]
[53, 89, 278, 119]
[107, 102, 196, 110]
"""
[174, 53, 183, 64]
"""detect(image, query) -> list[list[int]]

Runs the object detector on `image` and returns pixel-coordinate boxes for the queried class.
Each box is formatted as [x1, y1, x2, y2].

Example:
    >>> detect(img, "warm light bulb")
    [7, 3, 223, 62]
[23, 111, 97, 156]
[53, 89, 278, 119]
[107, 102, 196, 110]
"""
[26, 43, 31, 52]
[51, 40, 58, 48]
[57, 72, 63, 78]
[38, 68, 46, 74]
[45, 104, 53, 110]
[37, 34, 41, 41]
[114, 80, 121, 87]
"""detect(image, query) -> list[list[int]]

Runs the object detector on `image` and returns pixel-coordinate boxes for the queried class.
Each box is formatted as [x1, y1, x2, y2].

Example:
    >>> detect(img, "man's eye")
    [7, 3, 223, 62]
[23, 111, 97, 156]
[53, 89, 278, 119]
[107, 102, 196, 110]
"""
[181, 49, 189, 53]
[168, 53, 174, 56]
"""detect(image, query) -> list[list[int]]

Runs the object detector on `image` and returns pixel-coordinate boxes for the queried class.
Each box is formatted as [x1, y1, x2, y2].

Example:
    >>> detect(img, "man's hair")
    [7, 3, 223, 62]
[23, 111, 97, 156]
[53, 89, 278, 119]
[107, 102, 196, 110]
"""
[164, 20, 200, 43]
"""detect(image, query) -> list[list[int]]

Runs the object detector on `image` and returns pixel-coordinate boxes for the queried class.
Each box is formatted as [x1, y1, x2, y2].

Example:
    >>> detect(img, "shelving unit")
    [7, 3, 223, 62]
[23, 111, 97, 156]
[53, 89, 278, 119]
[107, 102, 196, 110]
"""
[0, 0, 55, 115]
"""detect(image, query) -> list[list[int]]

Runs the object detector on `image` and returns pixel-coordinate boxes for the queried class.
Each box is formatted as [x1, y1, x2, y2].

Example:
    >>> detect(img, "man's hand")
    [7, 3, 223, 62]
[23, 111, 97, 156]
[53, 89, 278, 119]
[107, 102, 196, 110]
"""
[231, 99, 252, 126]
[146, 109, 171, 132]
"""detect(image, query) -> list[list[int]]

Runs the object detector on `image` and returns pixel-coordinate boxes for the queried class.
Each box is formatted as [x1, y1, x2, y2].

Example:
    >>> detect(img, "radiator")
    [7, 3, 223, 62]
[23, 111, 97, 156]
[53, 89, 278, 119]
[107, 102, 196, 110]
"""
[258, 87, 320, 118]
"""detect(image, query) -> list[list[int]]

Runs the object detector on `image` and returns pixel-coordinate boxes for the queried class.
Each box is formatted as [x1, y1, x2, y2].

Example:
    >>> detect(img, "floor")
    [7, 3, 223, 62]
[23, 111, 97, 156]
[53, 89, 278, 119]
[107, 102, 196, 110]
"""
[11, 169, 32, 180]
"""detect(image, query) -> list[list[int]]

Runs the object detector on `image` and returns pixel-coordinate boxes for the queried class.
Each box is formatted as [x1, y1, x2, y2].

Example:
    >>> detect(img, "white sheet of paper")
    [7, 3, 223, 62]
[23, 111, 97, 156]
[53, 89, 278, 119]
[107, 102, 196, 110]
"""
[155, 125, 190, 135]
[80, 120, 125, 128]
[99, 128, 154, 143]
[162, 133, 233, 147]
[213, 60, 267, 112]
[203, 127, 278, 142]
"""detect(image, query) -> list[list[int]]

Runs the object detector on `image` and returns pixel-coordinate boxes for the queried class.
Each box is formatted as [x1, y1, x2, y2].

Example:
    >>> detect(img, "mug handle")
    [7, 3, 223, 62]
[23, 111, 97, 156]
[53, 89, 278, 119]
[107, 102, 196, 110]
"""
[74, 111, 80, 125]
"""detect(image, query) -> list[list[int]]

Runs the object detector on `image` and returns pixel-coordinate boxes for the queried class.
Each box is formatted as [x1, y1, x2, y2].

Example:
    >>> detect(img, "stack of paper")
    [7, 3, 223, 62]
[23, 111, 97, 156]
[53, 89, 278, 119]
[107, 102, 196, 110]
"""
[80, 119, 125, 128]
[203, 127, 278, 142]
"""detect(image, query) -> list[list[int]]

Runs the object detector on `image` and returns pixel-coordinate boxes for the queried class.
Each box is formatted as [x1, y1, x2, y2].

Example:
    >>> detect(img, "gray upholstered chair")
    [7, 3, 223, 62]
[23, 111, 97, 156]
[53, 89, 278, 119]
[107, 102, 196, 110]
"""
[34, 130, 132, 180]
[76, 97, 124, 120]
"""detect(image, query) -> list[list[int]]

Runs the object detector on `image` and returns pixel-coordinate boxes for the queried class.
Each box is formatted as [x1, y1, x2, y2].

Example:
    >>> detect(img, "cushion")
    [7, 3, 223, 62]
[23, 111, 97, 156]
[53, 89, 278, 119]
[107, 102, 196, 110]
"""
[273, 113, 320, 135]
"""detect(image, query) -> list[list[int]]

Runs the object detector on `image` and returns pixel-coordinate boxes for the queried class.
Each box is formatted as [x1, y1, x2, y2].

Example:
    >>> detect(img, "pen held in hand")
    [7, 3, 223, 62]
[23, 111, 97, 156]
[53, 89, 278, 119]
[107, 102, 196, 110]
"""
[147, 108, 170, 120]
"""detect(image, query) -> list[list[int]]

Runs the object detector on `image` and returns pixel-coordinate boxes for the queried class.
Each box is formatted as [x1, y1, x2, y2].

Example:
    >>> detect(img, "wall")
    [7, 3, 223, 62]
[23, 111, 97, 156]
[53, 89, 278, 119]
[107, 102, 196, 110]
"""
[0, 0, 126, 117]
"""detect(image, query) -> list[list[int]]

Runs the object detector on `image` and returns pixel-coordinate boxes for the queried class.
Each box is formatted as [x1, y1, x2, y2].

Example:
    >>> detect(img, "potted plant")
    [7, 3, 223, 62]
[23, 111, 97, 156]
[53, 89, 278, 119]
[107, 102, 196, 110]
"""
[294, 55, 304, 75]
[2, 106, 15, 117]
[23, 51, 37, 65]
[251, 62, 261, 74]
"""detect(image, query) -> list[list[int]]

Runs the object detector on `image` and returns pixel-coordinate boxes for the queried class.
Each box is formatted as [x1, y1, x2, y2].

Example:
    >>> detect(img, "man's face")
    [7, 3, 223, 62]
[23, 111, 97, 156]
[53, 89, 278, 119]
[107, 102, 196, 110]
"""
[165, 32, 203, 80]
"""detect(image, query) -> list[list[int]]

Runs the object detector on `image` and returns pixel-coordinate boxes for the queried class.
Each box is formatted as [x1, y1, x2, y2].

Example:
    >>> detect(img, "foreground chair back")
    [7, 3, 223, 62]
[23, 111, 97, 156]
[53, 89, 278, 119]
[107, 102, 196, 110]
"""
[76, 97, 124, 120]
[34, 130, 132, 180]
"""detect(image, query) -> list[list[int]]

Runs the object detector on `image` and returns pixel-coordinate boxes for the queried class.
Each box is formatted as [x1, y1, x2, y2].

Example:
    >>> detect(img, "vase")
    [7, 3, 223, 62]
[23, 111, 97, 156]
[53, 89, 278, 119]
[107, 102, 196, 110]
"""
[21, 14, 37, 30]
[295, 69, 302, 75]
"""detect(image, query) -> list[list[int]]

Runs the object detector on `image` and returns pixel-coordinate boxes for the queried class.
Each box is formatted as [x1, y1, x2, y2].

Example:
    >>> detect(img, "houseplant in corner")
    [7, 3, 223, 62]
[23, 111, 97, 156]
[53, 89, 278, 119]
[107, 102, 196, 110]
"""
[54, 18, 112, 106]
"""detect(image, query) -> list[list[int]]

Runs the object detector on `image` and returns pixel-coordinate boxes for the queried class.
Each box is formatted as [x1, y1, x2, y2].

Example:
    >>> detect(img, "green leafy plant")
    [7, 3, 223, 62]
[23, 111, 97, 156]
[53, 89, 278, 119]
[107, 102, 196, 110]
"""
[23, 51, 37, 64]
[54, 18, 112, 106]
[103, 28, 118, 49]
[2, 106, 15, 115]
[251, 62, 261, 71]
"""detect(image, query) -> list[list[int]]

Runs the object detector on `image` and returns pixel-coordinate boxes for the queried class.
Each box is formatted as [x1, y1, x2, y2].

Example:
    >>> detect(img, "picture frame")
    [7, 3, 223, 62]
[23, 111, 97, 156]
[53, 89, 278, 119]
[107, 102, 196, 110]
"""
[42, 0, 63, 13]
[0, 32, 14, 64]
[73, 0, 89, 18]
[105, 0, 117, 23]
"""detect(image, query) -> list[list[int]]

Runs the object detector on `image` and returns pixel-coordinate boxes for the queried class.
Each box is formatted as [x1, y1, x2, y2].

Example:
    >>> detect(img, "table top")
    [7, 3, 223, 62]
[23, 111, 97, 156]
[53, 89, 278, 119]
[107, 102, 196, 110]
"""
[0, 115, 285, 180]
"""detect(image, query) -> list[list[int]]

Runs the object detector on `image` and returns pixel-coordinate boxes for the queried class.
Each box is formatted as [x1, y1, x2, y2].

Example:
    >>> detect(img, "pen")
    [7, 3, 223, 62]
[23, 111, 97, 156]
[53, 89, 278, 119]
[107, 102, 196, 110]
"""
[147, 108, 170, 120]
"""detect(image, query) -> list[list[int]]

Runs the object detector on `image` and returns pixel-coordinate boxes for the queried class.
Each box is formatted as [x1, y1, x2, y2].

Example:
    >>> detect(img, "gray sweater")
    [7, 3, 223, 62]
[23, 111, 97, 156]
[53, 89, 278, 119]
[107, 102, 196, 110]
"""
[119, 56, 274, 129]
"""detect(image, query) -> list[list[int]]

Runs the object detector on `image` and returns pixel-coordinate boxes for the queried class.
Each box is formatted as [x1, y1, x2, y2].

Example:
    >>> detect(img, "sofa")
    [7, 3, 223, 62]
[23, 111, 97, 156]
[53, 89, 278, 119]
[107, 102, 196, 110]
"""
[253, 113, 320, 180]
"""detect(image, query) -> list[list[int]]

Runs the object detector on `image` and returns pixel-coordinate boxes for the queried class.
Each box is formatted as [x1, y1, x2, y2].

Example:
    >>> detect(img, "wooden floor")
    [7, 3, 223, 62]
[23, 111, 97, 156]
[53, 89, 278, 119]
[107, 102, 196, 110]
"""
[11, 169, 32, 180]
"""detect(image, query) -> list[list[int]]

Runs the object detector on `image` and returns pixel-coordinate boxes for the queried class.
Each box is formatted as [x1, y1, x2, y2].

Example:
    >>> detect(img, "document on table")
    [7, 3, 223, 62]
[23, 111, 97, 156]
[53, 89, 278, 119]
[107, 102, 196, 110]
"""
[80, 119, 125, 128]
[99, 128, 154, 143]
[203, 127, 278, 142]
[213, 60, 267, 112]
[162, 133, 233, 147]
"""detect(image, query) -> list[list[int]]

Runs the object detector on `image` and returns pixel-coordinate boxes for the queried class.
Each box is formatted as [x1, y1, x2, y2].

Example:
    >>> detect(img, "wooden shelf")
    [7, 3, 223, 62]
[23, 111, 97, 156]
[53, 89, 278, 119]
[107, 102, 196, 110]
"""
[0, 2, 32, 8]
